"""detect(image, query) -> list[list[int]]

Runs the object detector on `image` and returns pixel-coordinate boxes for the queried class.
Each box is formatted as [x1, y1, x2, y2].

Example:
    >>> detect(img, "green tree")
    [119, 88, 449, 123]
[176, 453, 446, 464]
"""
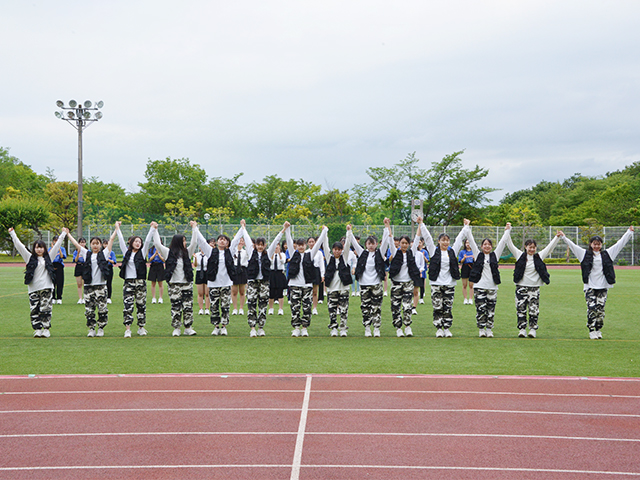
[0, 147, 49, 199]
[44, 181, 77, 230]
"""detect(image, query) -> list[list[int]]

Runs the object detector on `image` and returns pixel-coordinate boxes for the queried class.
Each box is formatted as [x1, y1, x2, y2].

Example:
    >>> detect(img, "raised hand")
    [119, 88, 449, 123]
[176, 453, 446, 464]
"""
[383, 217, 390, 226]
[463, 218, 470, 226]
[240, 219, 246, 228]
[631, 226, 635, 232]
[8, 227, 13, 233]
[346, 224, 352, 231]
[283, 221, 291, 229]
[62, 227, 70, 234]
[556, 230, 564, 237]
[115, 221, 122, 229]
[505, 222, 511, 230]
[151, 221, 158, 229]
[189, 220, 197, 228]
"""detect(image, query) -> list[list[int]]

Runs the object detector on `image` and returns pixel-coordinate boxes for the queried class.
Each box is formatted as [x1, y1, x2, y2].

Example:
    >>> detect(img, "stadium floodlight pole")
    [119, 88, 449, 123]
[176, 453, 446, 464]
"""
[54, 100, 104, 239]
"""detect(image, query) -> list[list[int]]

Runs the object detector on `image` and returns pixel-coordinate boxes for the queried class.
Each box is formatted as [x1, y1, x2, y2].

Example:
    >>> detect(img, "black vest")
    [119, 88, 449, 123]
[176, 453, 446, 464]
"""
[206, 248, 236, 282]
[24, 252, 55, 285]
[288, 251, 315, 282]
[388, 249, 422, 282]
[469, 251, 501, 285]
[581, 250, 615, 285]
[119, 249, 147, 280]
[83, 250, 113, 284]
[325, 255, 353, 286]
[164, 250, 193, 283]
[354, 249, 386, 282]
[428, 248, 461, 281]
[513, 252, 550, 285]
[247, 249, 271, 280]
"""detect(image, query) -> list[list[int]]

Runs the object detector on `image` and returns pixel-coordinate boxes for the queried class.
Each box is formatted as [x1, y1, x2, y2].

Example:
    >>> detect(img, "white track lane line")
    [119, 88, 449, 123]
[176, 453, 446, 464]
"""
[0, 389, 302, 395]
[290, 374, 312, 480]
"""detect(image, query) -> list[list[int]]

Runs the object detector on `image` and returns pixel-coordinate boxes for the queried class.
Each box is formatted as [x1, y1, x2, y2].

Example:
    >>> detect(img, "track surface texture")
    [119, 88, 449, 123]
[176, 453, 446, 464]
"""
[1, 373, 639, 479]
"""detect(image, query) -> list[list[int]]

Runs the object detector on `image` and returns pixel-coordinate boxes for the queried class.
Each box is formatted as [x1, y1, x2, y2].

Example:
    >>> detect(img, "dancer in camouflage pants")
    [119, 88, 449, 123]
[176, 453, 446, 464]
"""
[359, 283, 383, 328]
[29, 289, 53, 330]
[85, 285, 109, 329]
[327, 290, 349, 331]
[209, 286, 231, 327]
[474, 288, 497, 329]
[247, 279, 269, 328]
[390, 280, 413, 328]
[123, 279, 147, 327]
[515, 286, 540, 330]
[168, 282, 194, 329]
[431, 285, 455, 329]
[290, 286, 312, 328]
[585, 288, 607, 332]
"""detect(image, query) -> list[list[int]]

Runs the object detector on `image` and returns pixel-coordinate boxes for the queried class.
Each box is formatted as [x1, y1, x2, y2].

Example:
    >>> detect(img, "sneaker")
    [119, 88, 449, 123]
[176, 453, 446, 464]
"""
[436, 328, 444, 338]
[33, 329, 43, 338]
[418, 298, 424, 305]
[258, 328, 266, 337]
[232, 309, 238, 315]
[211, 327, 220, 336]
[356, 291, 360, 296]
[383, 291, 388, 297]
[396, 328, 404, 337]
[443, 328, 453, 338]
[77, 299, 83, 304]
[250, 328, 258, 338]
[278, 309, 284, 315]
[268, 308, 274, 315]
[173, 328, 181, 337]
[589, 330, 598, 339]
[596, 330, 603, 339]
[204, 309, 210, 315]
[87, 328, 96, 337]
[41, 329, 50, 338]
[301, 327, 309, 337]
[485, 328, 494, 338]
[151, 297, 157, 304]
[404, 326, 413, 337]
[373, 327, 381, 337]
[124, 329, 132, 338]
[528, 329, 536, 338]
[479, 328, 486, 337]
[312, 308, 318, 315]
[351, 292, 356, 297]
[198, 309, 204, 315]
[331, 328, 338, 337]
[158, 298, 163, 304]
[291, 327, 301, 337]
[318, 300, 323, 304]
[340, 330, 348, 337]
[364, 326, 372, 337]
[81, 298, 85, 304]
[57, 299, 63, 304]
[107, 299, 112, 304]
[184, 327, 197, 336]
[137, 327, 148, 336]
[518, 329, 527, 338]
[412, 308, 417, 315]
[220, 326, 228, 336]
[238, 309, 244, 315]
[96, 328, 104, 337]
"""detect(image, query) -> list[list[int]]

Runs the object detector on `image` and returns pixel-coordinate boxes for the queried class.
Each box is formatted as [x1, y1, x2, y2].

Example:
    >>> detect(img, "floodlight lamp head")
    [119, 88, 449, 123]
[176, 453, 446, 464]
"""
[69, 100, 77, 108]
[96, 100, 104, 108]
[67, 111, 75, 119]
[83, 111, 91, 119]
[56, 100, 64, 108]
[84, 100, 92, 108]
[95, 112, 103, 120]
[54, 111, 62, 119]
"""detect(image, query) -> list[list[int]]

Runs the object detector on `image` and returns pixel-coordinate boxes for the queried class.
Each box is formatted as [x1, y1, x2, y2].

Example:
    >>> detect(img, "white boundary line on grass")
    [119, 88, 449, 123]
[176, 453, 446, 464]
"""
[290, 374, 312, 480]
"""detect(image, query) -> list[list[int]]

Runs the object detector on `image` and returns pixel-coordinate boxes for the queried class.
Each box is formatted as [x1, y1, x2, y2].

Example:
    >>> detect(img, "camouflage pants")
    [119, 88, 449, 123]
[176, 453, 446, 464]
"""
[168, 282, 193, 328]
[209, 286, 231, 326]
[474, 288, 497, 329]
[290, 286, 313, 328]
[29, 288, 53, 330]
[247, 279, 269, 328]
[431, 284, 455, 329]
[390, 280, 414, 328]
[360, 283, 383, 328]
[515, 286, 540, 330]
[123, 279, 147, 327]
[84, 285, 109, 329]
[585, 288, 608, 332]
[327, 290, 350, 331]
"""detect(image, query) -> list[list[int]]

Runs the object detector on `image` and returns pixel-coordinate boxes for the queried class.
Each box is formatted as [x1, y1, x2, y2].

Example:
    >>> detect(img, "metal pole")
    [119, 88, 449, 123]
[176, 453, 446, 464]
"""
[77, 122, 83, 239]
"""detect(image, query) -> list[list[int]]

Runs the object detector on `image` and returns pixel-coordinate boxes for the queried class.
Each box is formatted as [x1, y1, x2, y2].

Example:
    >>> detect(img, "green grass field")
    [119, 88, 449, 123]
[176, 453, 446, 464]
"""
[0, 266, 638, 377]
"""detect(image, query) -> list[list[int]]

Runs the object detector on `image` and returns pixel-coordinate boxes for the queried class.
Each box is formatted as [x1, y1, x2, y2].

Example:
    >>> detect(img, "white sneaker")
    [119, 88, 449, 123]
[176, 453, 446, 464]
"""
[340, 330, 348, 337]
[151, 297, 157, 304]
[518, 328, 527, 337]
[158, 298, 163, 304]
[238, 309, 244, 315]
[331, 328, 338, 337]
[412, 308, 417, 315]
[596, 330, 603, 339]
[356, 291, 360, 296]
[312, 308, 318, 315]
[301, 327, 309, 337]
[184, 327, 197, 336]
[268, 308, 274, 315]
[250, 328, 258, 338]
[57, 299, 63, 304]
[485, 328, 494, 338]
[87, 328, 96, 337]
[198, 309, 204, 315]
[107, 299, 112, 304]
[96, 328, 104, 337]
[258, 328, 266, 337]
[212, 327, 220, 336]
[351, 292, 356, 297]
[204, 309, 210, 315]
[124, 329, 132, 338]
[318, 300, 323, 304]
[528, 329, 536, 338]
[232, 309, 238, 315]
[41, 329, 50, 338]
[364, 326, 372, 337]
[77, 299, 83, 304]
[33, 329, 43, 338]
[291, 327, 301, 337]
[396, 328, 404, 337]
[436, 328, 444, 338]
[173, 328, 181, 337]
[81, 298, 85, 304]
[220, 326, 228, 336]
[479, 328, 486, 337]
[373, 327, 381, 337]
[404, 326, 413, 337]
[383, 291, 388, 296]
[418, 298, 424, 304]
[137, 327, 148, 336]
[443, 328, 453, 338]
[278, 309, 284, 315]
[589, 330, 598, 339]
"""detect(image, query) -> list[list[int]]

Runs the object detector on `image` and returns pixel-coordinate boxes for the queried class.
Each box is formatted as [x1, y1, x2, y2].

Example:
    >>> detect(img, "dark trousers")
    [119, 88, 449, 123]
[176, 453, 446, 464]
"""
[52, 263, 64, 300]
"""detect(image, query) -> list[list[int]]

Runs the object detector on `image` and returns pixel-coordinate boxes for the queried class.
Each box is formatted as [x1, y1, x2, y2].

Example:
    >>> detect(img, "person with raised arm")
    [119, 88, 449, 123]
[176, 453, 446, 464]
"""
[504, 223, 561, 338]
[558, 226, 634, 339]
[321, 226, 352, 337]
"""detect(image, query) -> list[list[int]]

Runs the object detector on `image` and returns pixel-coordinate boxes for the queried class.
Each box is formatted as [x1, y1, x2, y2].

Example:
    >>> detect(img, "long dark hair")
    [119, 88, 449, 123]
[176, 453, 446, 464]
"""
[30, 240, 48, 256]
[169, 234, 189, 261]
[128, 235, 143, 252]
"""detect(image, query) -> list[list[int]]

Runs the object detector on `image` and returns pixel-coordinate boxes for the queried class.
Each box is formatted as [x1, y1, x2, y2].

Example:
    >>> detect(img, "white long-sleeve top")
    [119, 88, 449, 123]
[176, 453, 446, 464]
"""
[505, 232, 560, 287]
[194, 226, 243, 288]
[117, 227, 154, 280]
[420, 224, 469, 286]
[152, 228, 197, 284]
[347, 228, 391, 287]
[322, 232, 352, 293]
[194, 251, 208, 271]
[76, 245, 113, 286]
[466, 228, 509, 290]
[11, 230, 66, 293]
[285, 226, 327, 287]
[387, 232, 421, 283]
[561, 229, 633, 291]
[241, 228, 283, 280]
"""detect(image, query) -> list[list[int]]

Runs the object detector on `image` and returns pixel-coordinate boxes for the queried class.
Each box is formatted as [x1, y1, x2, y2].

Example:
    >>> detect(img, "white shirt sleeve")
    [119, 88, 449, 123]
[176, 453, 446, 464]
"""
[193, 226, 213, 258]
[267, 231, 284, 259]
[605, 228, 633, 261]
[9, 230, 32, 263]
[142, 227, 155, 258]
[419, 224, 436, 258]
[560, 234, 586, 262]
[538, 234, 560, 260]
[151, 228, 170, 258]
[116, 229, 128, 255]
[504, 230, 523, 258]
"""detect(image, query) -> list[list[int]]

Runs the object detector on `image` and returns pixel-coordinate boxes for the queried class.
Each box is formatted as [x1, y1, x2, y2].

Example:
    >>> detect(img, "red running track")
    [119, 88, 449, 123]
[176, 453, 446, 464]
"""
[0, 373, 639, 479]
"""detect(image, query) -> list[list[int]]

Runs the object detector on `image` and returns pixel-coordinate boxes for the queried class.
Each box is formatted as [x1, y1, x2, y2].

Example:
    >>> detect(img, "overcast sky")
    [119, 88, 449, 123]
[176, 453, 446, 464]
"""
[2, 1, 639, 203]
